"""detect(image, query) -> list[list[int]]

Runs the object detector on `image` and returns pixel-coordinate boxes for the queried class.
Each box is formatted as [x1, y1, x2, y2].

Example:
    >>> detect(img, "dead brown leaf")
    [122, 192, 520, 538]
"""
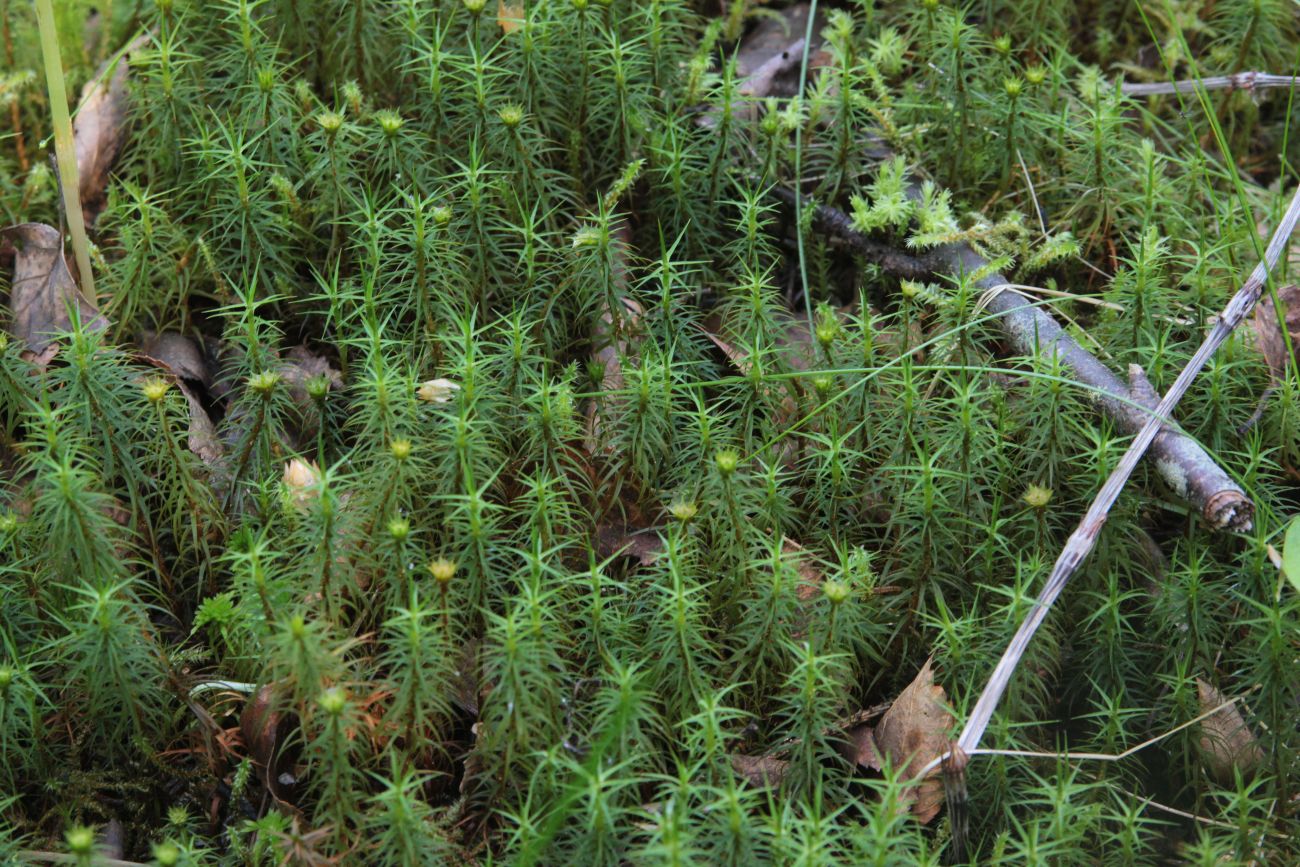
[778, 536, 897, 633]
[1, 222, 108, 363]
[497, 0, 524, 34]
[596, 524, 663, 566]
[141, 330, 213, 388]
[178, 378, 223, 465]
[1197, 678, 1262, 785]
[782, 536, 824, 602]
[452, 637, 483, 718]
[870, 658, 952, 823]
[838, 722, 881, 769]
[240, 684, 300, 803]
[96, 818, 125, 862]
[699, 316, 802, 435]
[730, 753, 791, 788]
[279, 345, 343, 411]
[73, 36, 148, 225]
[1250, 284, 1300, 383]
[733, 3, 830, 105]
[139, 332, 224, 465]
[699, 323, 748, 373]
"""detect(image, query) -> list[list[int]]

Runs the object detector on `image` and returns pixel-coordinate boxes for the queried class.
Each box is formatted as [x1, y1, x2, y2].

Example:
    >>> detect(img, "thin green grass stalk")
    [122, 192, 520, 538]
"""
[791, 0, 819, 335]
[33, 0, 94, 300]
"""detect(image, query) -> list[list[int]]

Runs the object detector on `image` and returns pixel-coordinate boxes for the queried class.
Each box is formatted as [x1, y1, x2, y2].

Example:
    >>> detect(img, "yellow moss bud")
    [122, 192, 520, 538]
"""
[669, 500, 698, 522]
[428, 558, 457, 584]
[142, 377, 171, 404]
[1023, 484, 1053, 509]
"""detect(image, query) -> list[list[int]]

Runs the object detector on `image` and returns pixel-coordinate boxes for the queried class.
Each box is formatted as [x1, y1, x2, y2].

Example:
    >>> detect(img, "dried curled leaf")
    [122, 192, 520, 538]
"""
[279, 345, 342, 409]
[240, 685, 299, 803]
[839, 722, 881, 769]
[730, 753, 791, 788]
[73, 36, 148, 225]
[1197, 678, 1262, 785]
[783, 536, 824, 602]
[417, 377, 461, 404]
[870, 658, 952, 824]
[734, 2, 829, 103]
[140, 332, 223, 464]
[179, 379, 223, 465]
[1250, 284, 1300, 383]
[497, 0, 524, 33]
[584, 229, 639, 453]
[141, 330, 213, 388]
[1, 222, 108, 363]
[595, 524, 663, 566]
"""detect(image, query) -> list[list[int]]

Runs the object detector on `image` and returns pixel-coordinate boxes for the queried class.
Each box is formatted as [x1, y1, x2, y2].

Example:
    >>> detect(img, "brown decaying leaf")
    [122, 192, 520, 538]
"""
[1, 222, 107, 363]
[1196, 678, 1263, 785]
[497, 0, 524, 34]
[240, 684, 299, 803]
[211, 344, 340, 458]
[96, 818, 125, 861]
[730, 753, 791, 788]
[72, 35, 149, 225]
[141, 330, 214, 387]
[701, 306, 858, 426]
[596, 523, 663, 566]
[1250, 284, 1300, 383]
[838, 722, 881, 769]
[140, 332, 224, 464]
[731, 2, 831, 110]
[452, 637, 483, 718]
[592, 526, 868, 598]
[279, 345, 343, 410]
[460, 721, 486, 798]
[176, 378, 224, 465]
[782, 536, 824, 602]
[699, 317, 802, 435]
[869, 658, 953, 824]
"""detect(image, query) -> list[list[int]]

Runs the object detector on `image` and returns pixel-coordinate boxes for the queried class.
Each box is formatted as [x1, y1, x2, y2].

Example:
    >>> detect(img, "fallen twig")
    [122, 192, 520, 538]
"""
[949, 177, 1300, 774]
[1119, 72, 1300, 97]
[770, 185, 1254, 531]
